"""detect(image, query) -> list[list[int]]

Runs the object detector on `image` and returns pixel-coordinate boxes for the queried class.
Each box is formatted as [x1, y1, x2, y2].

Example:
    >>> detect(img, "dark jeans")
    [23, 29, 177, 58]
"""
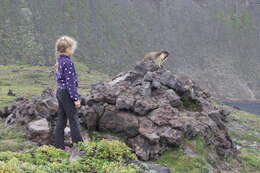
[54, 88, 83, 150]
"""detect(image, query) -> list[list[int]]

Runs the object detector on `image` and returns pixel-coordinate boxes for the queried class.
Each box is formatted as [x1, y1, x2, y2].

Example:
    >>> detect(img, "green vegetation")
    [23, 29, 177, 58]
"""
[155, 135, 213, 173]
[239, 148, 260, 173]
[180, 97, 202, 112]
[0, 119, 140, 172]
[0, 3, 44, 65]
[88, 130, 122, 141]
[217, 8, 255, 32]
[0, 120, 35, 152]
[1, 64, 260, 172]
[155, 110, 260, 173]
[226, 110, 260, 173]
[0, 64, 109, 109]
[228, 111, 260, 143]
[0, 140, 141, 173]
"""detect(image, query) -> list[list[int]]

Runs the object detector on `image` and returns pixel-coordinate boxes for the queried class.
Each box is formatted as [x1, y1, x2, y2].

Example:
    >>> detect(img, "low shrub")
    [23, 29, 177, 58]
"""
[0, 139, 142, 173]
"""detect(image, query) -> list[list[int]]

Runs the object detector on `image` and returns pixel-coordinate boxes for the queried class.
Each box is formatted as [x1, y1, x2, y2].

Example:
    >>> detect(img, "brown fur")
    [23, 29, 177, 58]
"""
[143, 50, 169, 67]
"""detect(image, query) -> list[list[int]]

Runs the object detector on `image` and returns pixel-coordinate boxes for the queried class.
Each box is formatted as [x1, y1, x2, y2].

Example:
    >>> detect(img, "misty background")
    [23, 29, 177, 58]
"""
[1, 0, 260, 100]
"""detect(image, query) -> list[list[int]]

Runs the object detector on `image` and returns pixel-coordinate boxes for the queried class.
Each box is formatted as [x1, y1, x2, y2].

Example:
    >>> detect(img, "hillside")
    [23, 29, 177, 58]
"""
[0, 0, 260, 100]
[0, 61, 109, 109]
[0, 64, 259, 173]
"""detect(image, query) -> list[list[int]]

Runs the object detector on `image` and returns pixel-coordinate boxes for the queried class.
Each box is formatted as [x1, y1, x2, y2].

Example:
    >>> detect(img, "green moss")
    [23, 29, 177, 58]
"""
[155, 148, 212, 173]
[180, 97, 202, 112]
[183, 136, 207, 155]
[88, 130, 126, 142]
[155, 136, 213, 173]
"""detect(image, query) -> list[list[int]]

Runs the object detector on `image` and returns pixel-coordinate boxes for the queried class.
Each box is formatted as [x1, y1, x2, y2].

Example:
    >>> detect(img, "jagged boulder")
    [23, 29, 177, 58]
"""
[2, 88, 59, 145]
[79, 60, 237, 160]
[0, 97, 26, 119]
[4, 88, 58, 129]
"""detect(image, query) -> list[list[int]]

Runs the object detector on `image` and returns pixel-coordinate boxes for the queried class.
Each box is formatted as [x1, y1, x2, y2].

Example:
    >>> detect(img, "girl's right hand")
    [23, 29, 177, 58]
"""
[74, 100, 81, 108]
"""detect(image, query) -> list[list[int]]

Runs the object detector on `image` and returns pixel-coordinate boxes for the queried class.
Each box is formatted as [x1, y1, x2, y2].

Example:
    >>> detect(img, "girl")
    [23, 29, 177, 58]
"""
[54, 36, 83, 150]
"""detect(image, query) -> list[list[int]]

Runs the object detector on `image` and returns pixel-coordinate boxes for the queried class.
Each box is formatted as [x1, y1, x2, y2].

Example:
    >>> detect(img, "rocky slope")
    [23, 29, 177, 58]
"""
[1, 0, 260, 100]
[77, 59, 237, 161]
[1, 60, 238, 171]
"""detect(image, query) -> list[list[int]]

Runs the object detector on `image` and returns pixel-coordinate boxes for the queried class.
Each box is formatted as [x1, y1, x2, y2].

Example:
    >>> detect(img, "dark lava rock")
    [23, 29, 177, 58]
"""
[2, 59, 237, 162]
[7, 89, 16, 96]
[78, 60, 237, 160]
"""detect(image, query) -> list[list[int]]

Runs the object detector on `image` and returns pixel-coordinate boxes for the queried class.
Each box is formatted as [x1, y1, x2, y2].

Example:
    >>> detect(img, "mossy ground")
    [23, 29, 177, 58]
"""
[0, 65, 260, 172]
[0, 63, 108, 152]
[0, 120, 35, 152]
[154, 109, 260, 173]
[226, 110, 260, 173]
[155, 136, 213, 173]
[0, 62, 109, 109]
[0, 64, 141, 172]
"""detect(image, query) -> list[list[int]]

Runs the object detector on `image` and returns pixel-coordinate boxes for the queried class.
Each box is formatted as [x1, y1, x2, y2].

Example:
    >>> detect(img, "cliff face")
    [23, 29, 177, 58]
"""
[1, 0, 260, 100]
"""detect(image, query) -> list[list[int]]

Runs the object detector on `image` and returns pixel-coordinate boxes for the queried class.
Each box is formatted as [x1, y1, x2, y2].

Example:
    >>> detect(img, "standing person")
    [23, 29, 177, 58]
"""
[54, 35, 83, 150]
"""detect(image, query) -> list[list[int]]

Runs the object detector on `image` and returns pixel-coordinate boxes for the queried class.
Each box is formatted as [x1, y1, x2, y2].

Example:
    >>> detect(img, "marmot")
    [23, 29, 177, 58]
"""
[143, 50, 169, 67]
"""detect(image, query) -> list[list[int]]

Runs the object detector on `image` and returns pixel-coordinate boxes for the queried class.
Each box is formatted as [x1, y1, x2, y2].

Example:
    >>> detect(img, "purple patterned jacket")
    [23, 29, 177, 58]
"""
[55, 54, 79, 102]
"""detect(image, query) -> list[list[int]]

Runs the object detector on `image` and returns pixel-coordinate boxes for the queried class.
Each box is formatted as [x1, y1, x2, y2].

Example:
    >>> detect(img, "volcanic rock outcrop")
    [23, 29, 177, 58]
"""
[2, 59, 237, 161]
[3, 89, 57, 126]
[78, 60, 237, 160]
[1, 88, 59, 144]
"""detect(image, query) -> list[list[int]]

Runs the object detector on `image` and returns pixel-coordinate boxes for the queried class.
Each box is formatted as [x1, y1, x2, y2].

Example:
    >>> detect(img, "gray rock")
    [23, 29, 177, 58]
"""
[26, 118, 71, 146]
[99, 106, 139, 137]
[128, 160, 171, 173]
[158, 126, 183, 146]
[116, 94, 135, 110]
[7, 89, 16, 96]
[5, 113, 16, 128]
[148, 105, 179, 126]
[143, 81, 152, 97]
[26, 118, 51, 145]
[143, 71, 154, 82]
[165, 90, 181, 107]
[138, 117, 160, 143]
[151, 80, 161, 89]
[134, 98, 159, 116]
[69, 145, 85, 162]
[127, 135, 168, 161]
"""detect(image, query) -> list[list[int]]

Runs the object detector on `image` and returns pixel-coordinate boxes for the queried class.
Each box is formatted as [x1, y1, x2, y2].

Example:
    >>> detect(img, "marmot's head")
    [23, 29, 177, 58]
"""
[159, 50, 169, 61]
